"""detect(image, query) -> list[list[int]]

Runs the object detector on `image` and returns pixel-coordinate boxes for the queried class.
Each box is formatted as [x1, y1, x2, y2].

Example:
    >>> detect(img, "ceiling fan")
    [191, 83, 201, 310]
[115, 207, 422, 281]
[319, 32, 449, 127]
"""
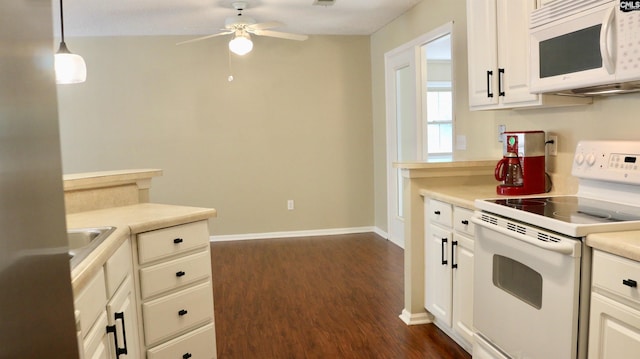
[177, 1, 308, 56]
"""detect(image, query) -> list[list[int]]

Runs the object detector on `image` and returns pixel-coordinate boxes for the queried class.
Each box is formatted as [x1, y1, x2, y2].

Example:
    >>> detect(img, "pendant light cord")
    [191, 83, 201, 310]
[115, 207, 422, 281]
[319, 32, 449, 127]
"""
[59, 0, 65, 43]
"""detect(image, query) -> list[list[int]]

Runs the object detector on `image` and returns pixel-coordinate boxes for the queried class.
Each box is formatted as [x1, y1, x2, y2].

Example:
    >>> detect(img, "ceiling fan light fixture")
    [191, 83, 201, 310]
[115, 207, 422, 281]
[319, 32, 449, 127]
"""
[229, 33, 253, 56]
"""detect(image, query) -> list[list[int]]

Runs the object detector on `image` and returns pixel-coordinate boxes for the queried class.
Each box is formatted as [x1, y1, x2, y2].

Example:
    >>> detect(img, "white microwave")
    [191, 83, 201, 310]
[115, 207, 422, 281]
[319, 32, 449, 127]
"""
[530, 0, 640, 95]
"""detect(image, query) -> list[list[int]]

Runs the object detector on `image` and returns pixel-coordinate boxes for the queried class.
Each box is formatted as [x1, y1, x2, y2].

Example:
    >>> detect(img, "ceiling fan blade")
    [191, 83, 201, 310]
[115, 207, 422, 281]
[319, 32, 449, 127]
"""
[176, 31, 233, 45]
[252, 29, 308, 41]
[248, 21, 284, 30]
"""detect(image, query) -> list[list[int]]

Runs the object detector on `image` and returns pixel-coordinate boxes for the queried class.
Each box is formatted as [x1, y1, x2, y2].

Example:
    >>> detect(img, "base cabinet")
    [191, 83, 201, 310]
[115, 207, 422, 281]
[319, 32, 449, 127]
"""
[133, 220, 217, 359]
[75, 240, 140, 359]
[588, 250, 640, 359]
[424, 198, 474, 352]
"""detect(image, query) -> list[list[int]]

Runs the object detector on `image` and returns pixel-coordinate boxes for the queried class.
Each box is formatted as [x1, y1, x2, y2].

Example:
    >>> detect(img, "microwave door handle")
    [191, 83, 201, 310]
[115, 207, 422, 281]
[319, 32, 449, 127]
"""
[600, 6, 615, 74]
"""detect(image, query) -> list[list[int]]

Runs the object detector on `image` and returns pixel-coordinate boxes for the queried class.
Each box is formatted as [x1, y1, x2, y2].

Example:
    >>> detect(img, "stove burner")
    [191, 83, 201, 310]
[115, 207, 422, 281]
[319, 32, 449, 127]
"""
[504, 198, 547, 208]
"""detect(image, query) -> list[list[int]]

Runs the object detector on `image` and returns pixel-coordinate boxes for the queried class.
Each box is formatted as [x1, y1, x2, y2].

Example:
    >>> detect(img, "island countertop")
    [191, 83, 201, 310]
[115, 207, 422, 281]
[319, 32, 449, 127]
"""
[67, 203, 217, 293]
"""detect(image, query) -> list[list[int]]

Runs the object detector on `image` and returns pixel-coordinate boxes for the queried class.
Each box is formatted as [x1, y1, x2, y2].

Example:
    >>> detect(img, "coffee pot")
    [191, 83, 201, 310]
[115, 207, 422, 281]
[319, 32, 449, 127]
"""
[495, 152, 523, 187]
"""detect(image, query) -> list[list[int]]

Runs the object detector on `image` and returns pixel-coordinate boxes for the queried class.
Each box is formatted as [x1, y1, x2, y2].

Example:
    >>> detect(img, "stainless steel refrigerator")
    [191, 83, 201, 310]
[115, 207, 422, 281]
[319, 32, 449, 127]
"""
[0, 1, 79, 357]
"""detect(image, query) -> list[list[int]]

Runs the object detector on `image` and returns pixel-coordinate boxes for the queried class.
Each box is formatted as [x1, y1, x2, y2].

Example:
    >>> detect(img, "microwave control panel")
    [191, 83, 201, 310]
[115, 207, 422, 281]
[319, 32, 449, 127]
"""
[618, 3, 640, 77]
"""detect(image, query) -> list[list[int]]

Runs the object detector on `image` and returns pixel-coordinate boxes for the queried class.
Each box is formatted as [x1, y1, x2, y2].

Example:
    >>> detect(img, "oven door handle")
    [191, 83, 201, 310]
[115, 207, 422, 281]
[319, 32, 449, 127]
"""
[471, 216, 576, 255]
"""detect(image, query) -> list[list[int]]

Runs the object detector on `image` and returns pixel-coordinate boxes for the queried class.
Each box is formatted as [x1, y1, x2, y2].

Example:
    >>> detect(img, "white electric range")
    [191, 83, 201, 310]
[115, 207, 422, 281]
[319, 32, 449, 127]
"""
[471, 140, 640, 359]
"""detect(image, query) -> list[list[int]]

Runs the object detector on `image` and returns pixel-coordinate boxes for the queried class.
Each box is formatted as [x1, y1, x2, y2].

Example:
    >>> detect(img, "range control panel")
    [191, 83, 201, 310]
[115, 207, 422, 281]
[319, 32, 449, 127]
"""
[572, 140, 640, 185]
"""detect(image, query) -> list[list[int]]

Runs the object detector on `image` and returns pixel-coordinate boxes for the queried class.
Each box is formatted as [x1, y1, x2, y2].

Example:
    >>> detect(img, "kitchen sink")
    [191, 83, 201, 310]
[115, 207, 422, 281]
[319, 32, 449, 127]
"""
[68, 226, 116, 269]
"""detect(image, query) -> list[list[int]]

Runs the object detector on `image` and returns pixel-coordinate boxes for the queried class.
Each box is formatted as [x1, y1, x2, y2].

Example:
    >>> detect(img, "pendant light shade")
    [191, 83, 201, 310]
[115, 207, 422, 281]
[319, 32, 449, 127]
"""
[55, 0, 86, 84]
[228, 32, 253, 56]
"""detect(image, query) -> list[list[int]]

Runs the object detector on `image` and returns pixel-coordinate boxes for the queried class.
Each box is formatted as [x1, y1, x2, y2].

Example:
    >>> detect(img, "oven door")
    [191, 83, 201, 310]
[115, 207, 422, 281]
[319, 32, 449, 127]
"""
[472, 213, 582, 359]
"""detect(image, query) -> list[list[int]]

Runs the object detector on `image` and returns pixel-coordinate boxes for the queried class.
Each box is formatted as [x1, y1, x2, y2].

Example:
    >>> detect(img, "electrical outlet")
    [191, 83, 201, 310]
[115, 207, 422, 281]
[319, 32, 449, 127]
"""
[498, 124, 506, 142]
[287, 200, 294, 210]
[548, 135, 558, 156]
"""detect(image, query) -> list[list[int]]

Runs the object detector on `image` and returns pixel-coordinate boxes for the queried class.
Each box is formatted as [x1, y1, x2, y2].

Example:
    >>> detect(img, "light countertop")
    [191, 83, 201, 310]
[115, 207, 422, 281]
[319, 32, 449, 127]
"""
[421, 184, 640, 262]
[586, 231, 640, 262]
[68, 203, 216, 293]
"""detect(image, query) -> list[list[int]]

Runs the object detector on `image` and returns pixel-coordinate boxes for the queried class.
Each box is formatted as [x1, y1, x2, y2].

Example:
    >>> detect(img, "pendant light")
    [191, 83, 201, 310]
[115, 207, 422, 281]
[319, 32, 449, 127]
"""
[228, 31, 253, 56]
[55, 0, 86, 84]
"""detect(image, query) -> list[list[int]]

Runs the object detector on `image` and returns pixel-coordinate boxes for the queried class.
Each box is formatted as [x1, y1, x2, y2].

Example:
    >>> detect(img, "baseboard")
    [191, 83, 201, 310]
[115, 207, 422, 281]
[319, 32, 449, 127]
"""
[399, 309, 432, 326]
[373, 227, 389, 239]
[210, 226, 386, 242]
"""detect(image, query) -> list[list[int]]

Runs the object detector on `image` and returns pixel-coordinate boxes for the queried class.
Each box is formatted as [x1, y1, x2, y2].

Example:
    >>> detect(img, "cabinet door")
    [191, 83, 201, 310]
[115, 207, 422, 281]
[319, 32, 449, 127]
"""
[106, 276, 141, 359]
[453, 233, 474, 346]
[425, 224, 453, 326]
[497, 0, 539, 106]
[83, 312, 112, 359]
[588, 292, 640, 359]
[466, 0, 499, 108]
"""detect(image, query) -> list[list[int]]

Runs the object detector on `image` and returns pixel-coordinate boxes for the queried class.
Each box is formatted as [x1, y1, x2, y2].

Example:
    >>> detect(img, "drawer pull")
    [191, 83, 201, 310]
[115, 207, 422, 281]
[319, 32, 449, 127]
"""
[434, 210, 441, 215]
[183, 354, 192, 359]
[178, 309, 189, 316]
[176, 271, 186, 277]
[623, 279, 638, 288]
[461, 220, 469, 225]
[173, 238, 184, 244]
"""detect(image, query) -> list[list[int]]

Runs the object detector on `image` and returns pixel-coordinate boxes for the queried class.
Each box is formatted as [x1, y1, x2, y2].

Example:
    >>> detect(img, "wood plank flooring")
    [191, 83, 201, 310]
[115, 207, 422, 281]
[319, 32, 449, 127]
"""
[210, 233, 471, 359]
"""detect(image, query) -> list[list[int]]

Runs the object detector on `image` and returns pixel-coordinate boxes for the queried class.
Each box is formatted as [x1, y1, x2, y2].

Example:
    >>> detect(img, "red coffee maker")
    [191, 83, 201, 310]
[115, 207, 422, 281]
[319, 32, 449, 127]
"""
[495, 131, 546, 195]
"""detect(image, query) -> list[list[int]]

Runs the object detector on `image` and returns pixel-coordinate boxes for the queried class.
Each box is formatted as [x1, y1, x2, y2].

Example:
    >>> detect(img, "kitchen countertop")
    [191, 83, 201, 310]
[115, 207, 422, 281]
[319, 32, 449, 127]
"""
[586, 231, 640, 262]
[420, 184, 502, 209]
[420, 184, 640, 262]
[67, 203, 217, 293]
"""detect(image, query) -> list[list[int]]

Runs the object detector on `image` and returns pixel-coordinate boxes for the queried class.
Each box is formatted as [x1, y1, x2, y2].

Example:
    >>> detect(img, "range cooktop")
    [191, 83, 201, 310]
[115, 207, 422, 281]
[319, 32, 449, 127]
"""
[486, 196, 640, 224]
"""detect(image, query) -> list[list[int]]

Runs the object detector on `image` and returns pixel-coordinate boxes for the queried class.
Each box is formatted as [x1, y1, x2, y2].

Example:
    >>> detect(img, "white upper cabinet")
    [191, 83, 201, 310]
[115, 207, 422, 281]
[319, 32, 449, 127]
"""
[466, 0, 591, 110]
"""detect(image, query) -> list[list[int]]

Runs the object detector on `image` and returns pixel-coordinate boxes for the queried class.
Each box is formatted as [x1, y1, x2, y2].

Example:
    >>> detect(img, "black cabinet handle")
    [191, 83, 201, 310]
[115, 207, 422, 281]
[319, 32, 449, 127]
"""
[434, 210, 441, 215]
[487, 70, 494, 98]
[176, 271, 186, 277]
[173, 238, 184, 244]
[623, 279, 637, 288]
[178, 309, 188, 316]
[106, 312, 128, 358]
[461, 220, 469, 225]
[441, 238, 448, 265]
[183, 354, 192, 359]
[451, 241, 458, 269]
[498, 68, 505, 97]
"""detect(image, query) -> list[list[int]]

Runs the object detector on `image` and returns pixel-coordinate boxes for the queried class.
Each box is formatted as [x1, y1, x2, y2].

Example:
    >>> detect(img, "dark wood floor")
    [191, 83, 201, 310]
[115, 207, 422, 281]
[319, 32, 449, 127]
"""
[210, 233, 471, 359]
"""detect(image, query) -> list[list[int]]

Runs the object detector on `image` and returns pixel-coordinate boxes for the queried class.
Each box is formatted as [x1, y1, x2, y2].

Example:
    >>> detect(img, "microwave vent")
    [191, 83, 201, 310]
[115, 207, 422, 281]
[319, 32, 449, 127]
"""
[530, 0, 611, 28]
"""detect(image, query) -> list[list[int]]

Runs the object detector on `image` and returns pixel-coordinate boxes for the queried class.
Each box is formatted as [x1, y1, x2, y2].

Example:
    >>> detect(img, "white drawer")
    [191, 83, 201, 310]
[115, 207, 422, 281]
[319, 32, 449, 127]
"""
[593, 250, 640, 304]
[75, 269, 107, 338]
[104, 240, 132, 298]
[428, 199, 453, 228]
[142, 281, 214, 346]
[138, 221, 209, 264]
[453, 207, 475, 236]
[147, 323, 216, 359]
[140, 250, 212, 299]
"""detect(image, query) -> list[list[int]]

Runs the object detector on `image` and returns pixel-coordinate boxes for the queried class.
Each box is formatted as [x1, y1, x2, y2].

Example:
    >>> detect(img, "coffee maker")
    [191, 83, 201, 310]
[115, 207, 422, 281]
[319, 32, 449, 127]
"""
[495, 131, 546, 195]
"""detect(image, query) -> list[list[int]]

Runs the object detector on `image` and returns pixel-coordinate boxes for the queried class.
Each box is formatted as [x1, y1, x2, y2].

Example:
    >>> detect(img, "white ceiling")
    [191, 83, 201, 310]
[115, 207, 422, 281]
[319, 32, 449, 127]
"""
[54, 0, 423, 38]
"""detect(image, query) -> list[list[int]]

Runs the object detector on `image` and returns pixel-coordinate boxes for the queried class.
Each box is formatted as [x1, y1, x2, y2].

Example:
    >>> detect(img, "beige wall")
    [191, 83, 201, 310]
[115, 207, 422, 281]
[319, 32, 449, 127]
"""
[371, 0, 640, 232]
[57, 35, 374, 236]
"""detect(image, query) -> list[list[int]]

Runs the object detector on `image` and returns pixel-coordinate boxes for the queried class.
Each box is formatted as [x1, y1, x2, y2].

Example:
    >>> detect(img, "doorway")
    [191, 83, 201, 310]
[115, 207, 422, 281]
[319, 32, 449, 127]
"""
[385, 23, 453, 248]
